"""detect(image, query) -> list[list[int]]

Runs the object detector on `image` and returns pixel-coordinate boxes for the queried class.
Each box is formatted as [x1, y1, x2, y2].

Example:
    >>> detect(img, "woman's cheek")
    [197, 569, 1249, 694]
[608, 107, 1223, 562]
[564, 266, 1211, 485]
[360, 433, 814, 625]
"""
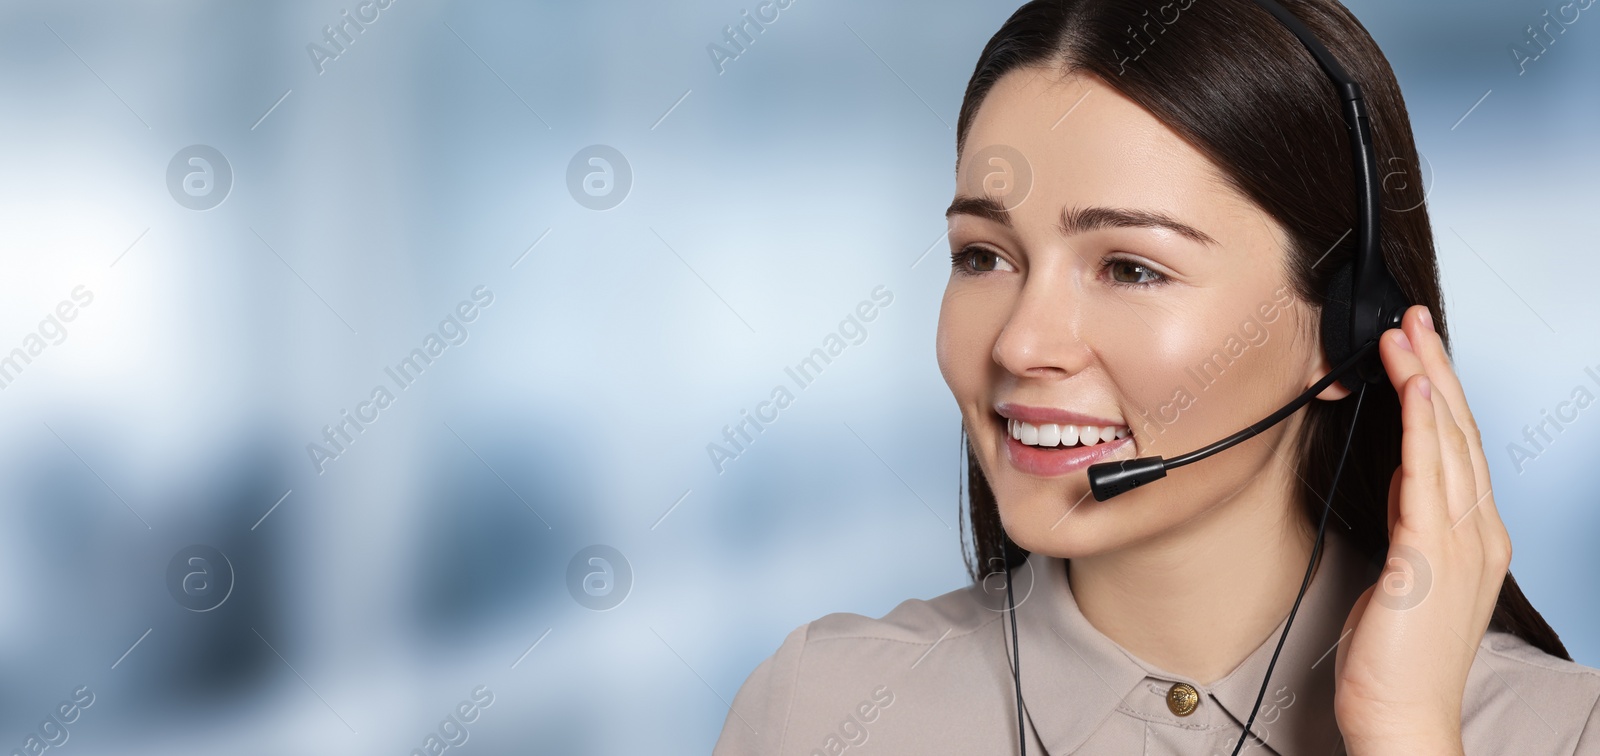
[1095, 318, 1236, 449]
[1100, 305, 1304, 455]
[935, 285, 1005, 399]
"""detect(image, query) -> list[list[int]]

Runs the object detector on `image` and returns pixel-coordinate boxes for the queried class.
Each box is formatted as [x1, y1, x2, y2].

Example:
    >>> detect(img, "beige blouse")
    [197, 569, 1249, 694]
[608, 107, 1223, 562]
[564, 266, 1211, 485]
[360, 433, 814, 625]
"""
[713, 529, 1600, 754]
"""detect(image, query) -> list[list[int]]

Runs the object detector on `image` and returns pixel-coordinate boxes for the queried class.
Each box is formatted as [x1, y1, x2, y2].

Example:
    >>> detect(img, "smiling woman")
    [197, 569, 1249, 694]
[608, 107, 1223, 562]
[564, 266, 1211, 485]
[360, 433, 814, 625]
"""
[714, 1, 1600, 754]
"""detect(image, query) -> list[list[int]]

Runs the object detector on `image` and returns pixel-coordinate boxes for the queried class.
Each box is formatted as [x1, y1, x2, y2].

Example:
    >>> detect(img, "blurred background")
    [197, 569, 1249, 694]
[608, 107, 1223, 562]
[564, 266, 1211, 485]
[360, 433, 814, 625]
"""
[0, 0, 1595, 753]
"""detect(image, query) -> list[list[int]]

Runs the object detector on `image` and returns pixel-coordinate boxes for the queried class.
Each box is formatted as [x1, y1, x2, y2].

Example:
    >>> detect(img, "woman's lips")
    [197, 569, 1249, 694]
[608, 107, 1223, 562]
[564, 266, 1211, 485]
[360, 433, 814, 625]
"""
[1000, 416, 1132, 477]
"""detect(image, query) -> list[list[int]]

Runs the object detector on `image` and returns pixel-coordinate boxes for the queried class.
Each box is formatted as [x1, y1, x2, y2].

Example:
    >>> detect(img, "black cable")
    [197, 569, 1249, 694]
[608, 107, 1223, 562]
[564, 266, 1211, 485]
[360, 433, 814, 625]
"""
[1229, 381, 1369, 755]
[1002, 537, 1025, 756]
[1166, 340, 1376, 471]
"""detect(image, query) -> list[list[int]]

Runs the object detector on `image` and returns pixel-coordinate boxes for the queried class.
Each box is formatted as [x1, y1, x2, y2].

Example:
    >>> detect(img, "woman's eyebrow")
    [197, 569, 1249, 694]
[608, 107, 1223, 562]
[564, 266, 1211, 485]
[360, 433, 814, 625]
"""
[945, 195, 1219, 247]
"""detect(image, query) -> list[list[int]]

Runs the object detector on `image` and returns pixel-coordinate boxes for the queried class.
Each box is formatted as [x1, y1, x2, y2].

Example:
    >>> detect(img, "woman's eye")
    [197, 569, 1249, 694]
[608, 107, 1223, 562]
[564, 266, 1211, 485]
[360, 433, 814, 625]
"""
[951, 246, 1013, 275]
[1105, 258, 1166, 286]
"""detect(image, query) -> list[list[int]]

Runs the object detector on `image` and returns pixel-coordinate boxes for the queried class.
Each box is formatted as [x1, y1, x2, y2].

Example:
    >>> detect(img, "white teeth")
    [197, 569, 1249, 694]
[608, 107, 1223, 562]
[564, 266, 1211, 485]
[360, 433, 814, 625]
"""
[1007, 418, 1129, 449]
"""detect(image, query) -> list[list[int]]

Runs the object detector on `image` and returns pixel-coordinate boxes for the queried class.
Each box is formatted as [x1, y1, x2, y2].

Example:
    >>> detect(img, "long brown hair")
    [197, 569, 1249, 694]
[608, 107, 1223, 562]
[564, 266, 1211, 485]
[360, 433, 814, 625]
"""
[954, 0, 1570, 661]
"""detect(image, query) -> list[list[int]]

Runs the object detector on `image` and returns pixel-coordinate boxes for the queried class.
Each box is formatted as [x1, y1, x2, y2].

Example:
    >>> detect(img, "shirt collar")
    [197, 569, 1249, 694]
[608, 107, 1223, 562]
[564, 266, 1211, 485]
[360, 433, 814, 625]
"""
[1009, 526, 1380, 755]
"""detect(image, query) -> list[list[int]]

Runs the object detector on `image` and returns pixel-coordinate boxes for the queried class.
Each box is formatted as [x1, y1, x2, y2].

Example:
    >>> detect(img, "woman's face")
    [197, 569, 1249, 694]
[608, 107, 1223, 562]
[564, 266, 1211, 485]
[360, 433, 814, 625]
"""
[938, 67, 1345, 558]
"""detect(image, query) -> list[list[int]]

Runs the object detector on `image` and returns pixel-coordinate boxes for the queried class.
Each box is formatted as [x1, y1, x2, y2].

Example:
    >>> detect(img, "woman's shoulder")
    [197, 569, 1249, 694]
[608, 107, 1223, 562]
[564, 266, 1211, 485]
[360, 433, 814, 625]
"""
[711, 581, 1011, 755]
[805, 578, 1000, 646]
[1463, 630, 1600, 754]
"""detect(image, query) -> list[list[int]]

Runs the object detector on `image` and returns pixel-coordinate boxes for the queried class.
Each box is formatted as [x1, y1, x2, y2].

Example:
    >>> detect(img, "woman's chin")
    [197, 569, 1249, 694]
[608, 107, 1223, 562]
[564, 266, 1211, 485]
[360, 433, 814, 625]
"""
[997, 490, 1135, 559]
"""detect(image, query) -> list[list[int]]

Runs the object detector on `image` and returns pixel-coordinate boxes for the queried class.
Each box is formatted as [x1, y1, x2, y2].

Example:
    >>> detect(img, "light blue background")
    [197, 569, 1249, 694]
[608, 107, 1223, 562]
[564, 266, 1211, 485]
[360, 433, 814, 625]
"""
[0, 0, 1595, 753]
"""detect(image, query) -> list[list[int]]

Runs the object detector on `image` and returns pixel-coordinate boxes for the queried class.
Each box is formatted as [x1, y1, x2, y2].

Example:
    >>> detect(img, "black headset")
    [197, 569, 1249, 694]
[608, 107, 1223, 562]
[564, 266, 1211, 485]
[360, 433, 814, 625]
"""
[1000, 0, 1412, 753]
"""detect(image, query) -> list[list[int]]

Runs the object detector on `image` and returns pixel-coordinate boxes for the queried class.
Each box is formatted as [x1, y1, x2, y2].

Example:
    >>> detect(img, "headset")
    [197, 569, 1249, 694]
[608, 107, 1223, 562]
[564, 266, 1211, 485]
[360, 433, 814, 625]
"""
[998, 0, 1412, 753]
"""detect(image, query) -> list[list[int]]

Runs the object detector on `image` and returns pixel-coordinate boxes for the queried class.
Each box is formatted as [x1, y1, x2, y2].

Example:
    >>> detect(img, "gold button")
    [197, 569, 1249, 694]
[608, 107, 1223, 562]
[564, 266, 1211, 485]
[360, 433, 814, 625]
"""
[1166, 682, 1199, 717]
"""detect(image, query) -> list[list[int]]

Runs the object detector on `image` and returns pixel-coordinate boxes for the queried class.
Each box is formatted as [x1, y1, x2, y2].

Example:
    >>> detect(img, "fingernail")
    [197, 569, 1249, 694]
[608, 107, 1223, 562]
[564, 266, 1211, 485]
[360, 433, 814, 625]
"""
[1420, 308, 1434, 333]
[1419, 376, 1432, 399]
[1395, 330, 1413, 352]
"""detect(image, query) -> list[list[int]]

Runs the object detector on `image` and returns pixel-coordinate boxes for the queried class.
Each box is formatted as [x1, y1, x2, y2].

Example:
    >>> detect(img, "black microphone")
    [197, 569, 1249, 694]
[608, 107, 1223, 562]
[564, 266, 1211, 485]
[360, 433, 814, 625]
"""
[1086, 339, 1379, 501]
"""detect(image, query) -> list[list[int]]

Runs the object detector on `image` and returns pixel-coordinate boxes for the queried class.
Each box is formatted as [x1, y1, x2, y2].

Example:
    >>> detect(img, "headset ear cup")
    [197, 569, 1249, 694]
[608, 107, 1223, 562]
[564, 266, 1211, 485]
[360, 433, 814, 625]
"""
[1320, 260, 1355, 391]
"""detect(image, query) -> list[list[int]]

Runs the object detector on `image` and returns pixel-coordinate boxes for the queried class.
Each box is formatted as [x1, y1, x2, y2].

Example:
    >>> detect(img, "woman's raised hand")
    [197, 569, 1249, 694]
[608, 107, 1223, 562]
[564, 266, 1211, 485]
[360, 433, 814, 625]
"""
[1333, 304, 1511, 756]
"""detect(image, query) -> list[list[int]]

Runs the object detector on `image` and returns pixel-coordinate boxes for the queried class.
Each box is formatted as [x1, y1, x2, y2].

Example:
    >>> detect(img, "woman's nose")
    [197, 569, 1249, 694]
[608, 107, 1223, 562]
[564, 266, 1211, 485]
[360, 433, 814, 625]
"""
[991, 273, 1093, 380]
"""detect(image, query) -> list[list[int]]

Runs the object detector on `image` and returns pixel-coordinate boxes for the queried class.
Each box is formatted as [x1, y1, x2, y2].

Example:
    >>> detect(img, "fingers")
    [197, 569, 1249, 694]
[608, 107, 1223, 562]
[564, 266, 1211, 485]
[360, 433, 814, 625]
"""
[1377, 307, 1426, 402]
[1379, 306, 1481, 533]
[1379, 315, 1445, 533]
[1428, 363, 1480, 533]
[1394, 364, 1448, 533]
[1400, 307, 1499, 529]
[1380, 308, 1513, 640]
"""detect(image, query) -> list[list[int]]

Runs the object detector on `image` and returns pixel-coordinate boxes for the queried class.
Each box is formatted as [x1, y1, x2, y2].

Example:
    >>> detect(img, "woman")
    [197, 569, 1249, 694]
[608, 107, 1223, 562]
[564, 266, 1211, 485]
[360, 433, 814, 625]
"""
[713, 0, 1600, 753]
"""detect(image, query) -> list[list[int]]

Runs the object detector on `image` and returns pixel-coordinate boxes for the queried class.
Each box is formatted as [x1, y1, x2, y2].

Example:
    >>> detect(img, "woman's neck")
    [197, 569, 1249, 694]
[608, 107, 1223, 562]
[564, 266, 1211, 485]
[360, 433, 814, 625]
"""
[1067, 470, 1322, 686]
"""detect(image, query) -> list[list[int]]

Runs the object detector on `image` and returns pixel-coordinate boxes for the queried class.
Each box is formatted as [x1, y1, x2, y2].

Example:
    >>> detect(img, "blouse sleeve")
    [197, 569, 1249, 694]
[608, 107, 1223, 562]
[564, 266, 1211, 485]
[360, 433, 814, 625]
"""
[712, 622, 811, 755]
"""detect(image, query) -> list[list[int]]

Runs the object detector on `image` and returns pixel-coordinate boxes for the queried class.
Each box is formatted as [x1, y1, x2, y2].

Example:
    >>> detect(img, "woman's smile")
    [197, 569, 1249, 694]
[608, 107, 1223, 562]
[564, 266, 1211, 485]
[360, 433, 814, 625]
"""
[995, 402, 1133, 477]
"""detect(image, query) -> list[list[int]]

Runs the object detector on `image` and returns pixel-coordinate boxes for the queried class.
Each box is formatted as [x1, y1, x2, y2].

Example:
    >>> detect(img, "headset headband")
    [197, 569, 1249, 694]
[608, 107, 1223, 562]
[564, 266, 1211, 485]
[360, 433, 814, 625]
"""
[1250, 0, 1409, 389]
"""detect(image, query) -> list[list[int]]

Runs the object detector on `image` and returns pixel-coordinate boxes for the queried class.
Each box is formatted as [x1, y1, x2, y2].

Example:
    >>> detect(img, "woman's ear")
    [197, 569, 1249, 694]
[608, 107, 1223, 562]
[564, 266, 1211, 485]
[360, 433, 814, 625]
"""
[1308, 341, 1352, 401]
